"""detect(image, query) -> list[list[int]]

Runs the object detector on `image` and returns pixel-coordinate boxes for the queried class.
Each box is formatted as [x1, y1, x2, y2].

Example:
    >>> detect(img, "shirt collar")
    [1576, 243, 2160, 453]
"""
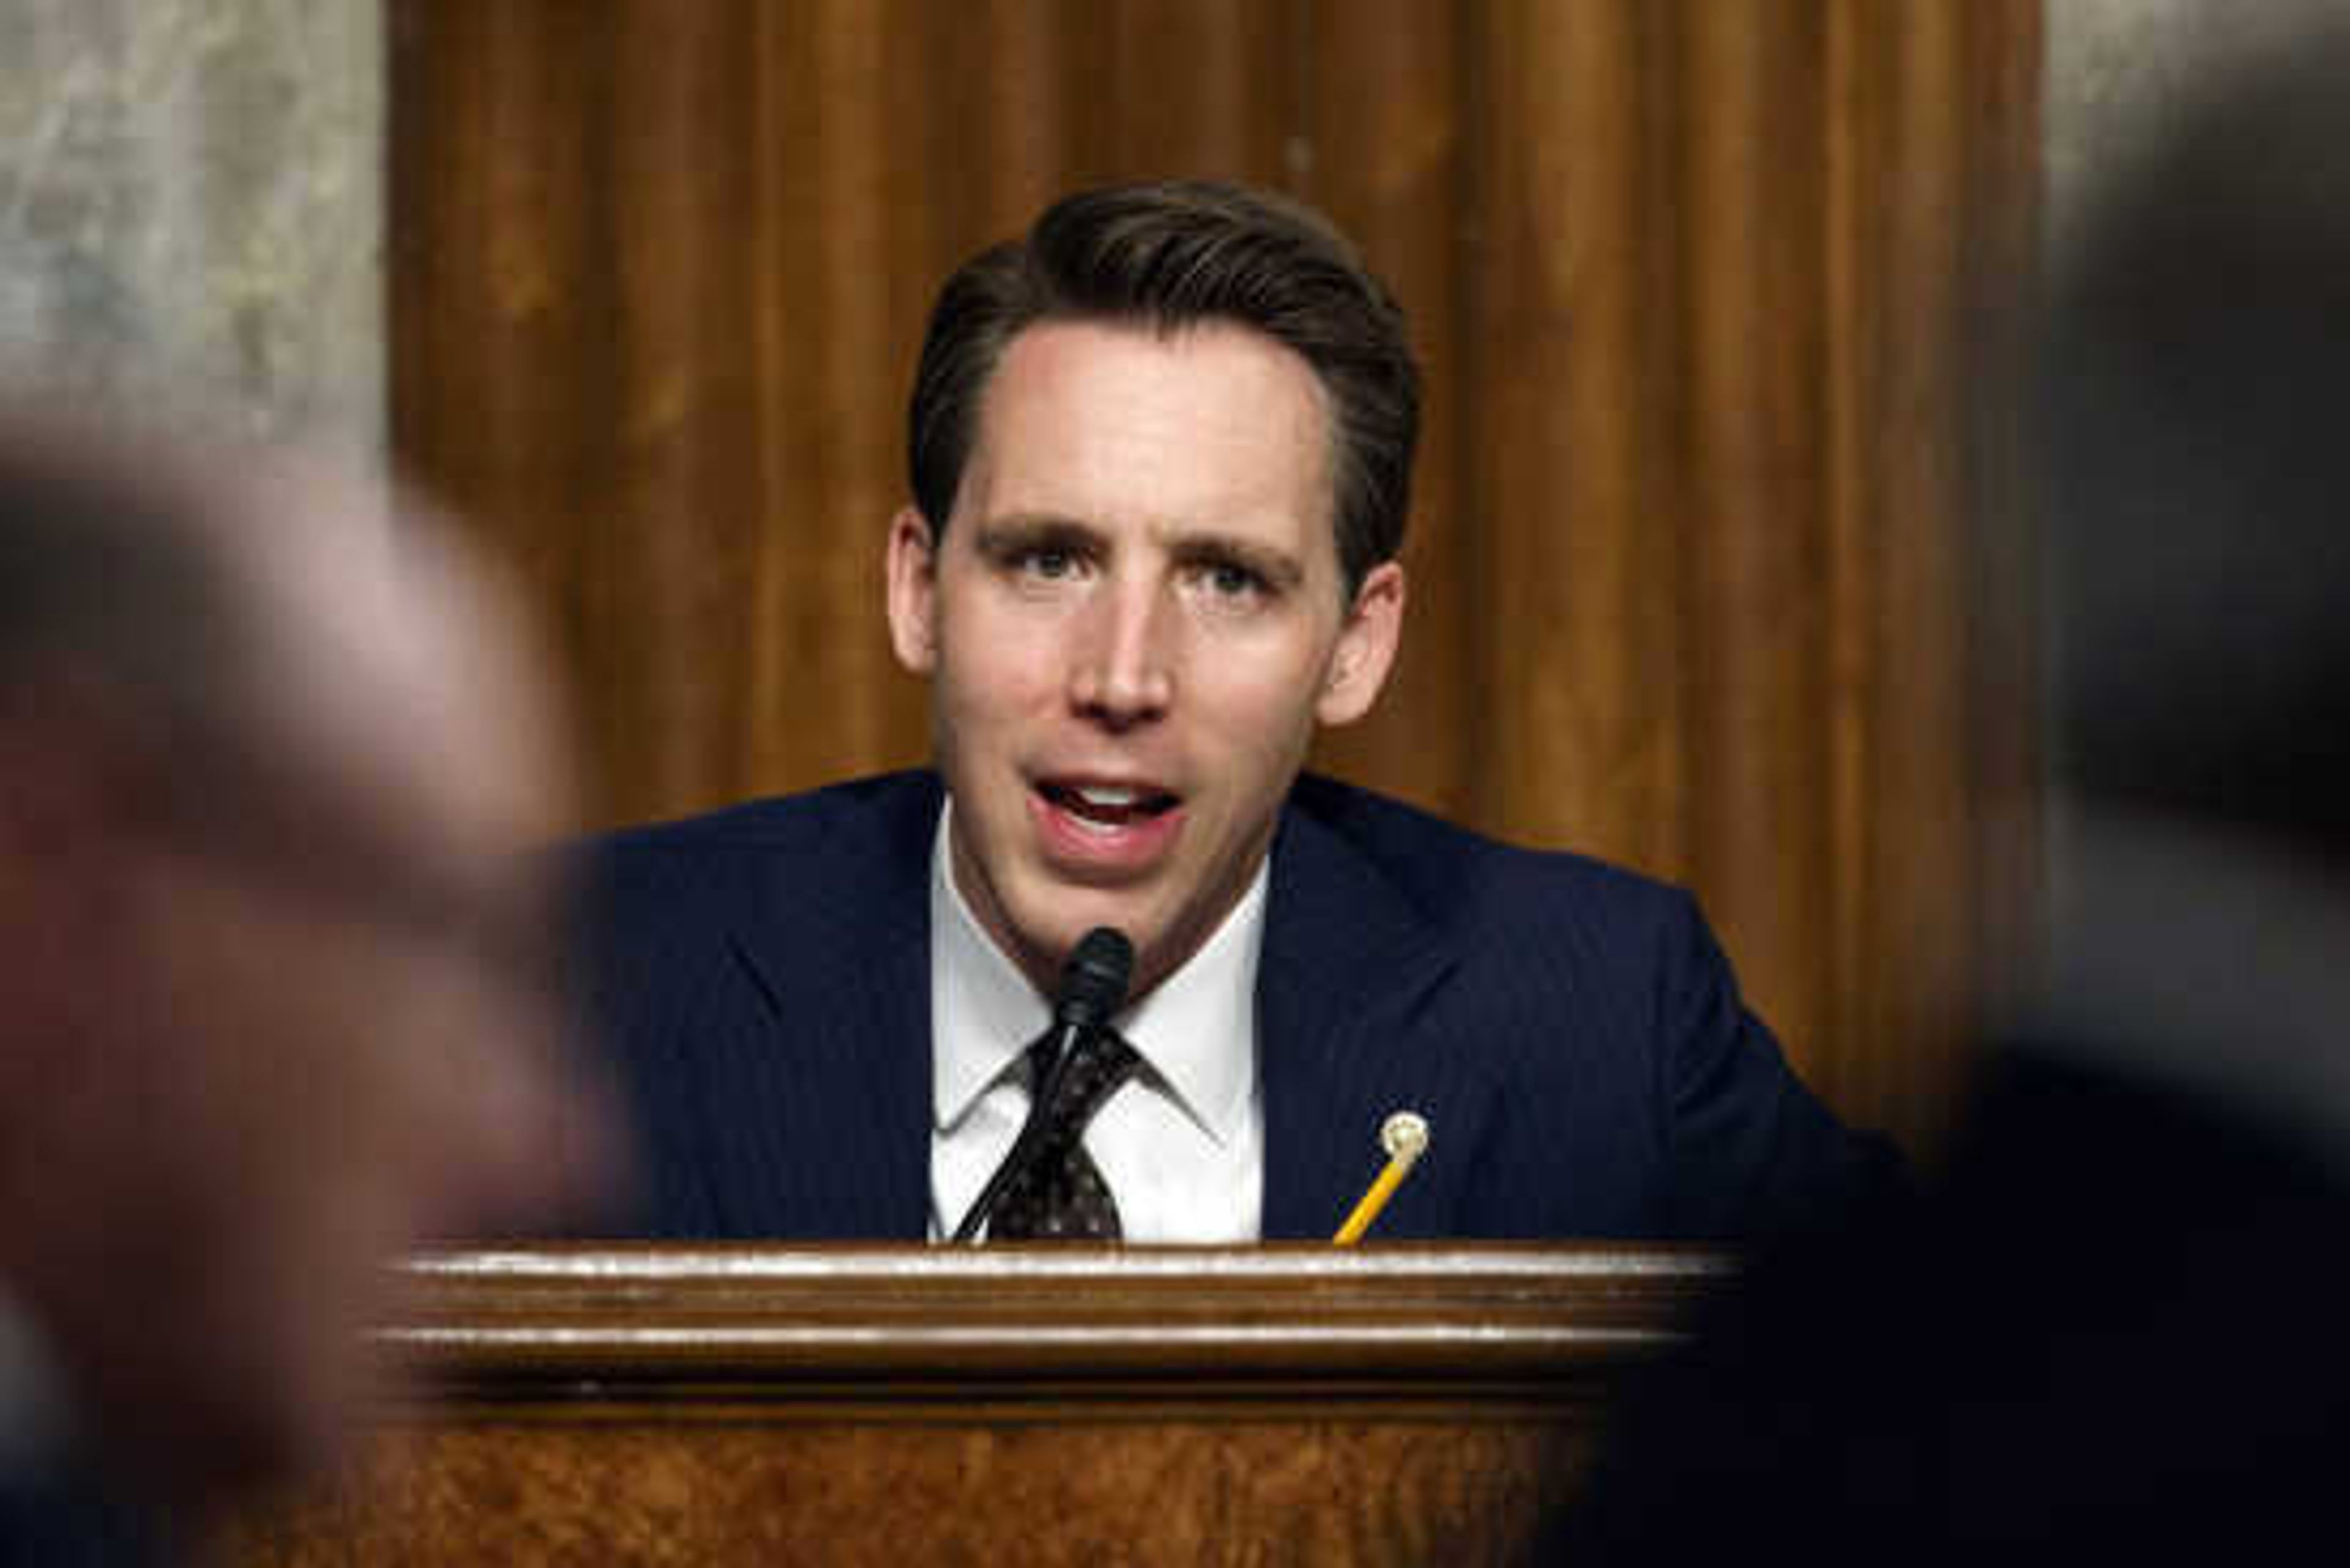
[929, 799, 1265, 1145]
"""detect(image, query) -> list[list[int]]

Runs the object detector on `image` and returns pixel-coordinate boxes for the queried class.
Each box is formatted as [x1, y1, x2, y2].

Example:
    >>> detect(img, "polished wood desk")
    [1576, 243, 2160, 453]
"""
[215, 1245, 1729, 1565]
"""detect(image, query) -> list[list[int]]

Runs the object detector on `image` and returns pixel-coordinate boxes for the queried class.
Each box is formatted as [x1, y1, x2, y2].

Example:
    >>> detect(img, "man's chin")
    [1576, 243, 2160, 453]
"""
[999, 890, 1162, 988]
[1026, 909, 1152, 967]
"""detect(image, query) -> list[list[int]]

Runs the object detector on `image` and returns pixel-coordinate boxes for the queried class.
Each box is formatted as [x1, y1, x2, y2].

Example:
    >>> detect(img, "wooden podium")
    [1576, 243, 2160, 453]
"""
[215, 1245, 1728, 1564]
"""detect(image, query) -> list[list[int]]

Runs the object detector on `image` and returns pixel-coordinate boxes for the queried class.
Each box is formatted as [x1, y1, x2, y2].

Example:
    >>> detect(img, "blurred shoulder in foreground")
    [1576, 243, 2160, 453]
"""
[1562, 32, 2350, 1564]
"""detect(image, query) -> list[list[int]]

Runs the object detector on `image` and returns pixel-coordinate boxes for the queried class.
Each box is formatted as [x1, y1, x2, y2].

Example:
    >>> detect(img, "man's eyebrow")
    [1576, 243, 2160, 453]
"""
[1168, 531, 1308, 590]
[970, 513, 1103, 554]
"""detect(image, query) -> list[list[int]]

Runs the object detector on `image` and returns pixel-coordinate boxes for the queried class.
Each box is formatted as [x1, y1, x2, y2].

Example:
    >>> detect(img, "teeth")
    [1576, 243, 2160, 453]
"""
[1075, 785, 1144, 807]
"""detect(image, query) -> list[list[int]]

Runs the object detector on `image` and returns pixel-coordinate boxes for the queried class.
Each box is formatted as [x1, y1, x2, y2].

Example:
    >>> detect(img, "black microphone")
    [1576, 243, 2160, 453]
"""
[1051, 926, 1134, 1036]
[950, 927, 1134, 1242]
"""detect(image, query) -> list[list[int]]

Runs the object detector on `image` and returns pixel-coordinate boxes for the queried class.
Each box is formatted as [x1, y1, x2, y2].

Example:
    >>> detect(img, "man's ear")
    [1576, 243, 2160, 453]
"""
[884, 507, 941, 676]
[1316, 560, 1406, 726]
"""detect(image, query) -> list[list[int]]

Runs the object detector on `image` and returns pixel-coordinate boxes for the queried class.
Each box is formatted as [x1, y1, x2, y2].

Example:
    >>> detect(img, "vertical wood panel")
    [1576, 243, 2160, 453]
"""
[1678, 4, 1835, 1063]
[743, 1, 919, 783]
[1102, 1, 1297, 176]
[1297, 0, 1470, 813]
[1472, 2, 1693, 870]
[390, 1, 2040, 1151]
[604, 2, 759, 804]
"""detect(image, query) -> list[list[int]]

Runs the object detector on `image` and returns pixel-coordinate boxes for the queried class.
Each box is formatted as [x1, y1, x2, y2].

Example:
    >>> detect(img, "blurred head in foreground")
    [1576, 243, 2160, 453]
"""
[0, 413, 597, 1501]
[2043, 43, 2350, 843]
[2032, 29, 2350, 1152]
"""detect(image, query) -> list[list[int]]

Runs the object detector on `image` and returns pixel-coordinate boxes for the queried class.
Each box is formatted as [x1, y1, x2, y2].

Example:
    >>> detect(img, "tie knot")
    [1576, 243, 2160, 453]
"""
[1025, 1026, 1141, 1139]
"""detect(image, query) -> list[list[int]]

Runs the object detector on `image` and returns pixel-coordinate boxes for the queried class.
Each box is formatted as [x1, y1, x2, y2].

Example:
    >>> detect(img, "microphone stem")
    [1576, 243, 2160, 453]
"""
[950, 1018, 1090, 1242]
[952, 925, 1134, 1243]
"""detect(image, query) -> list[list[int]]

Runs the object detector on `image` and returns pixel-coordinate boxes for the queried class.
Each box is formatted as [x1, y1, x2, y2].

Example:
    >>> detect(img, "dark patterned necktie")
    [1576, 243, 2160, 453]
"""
[990, 1027, 1143, 1241]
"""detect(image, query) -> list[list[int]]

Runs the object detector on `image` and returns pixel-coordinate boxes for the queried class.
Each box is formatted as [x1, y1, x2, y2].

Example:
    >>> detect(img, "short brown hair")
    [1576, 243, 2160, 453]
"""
[906, 181, 1419, 595]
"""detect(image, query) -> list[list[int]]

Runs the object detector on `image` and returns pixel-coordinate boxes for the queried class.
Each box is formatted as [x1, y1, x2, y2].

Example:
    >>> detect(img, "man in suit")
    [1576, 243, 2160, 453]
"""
[578, 181, 1890, 1243]
[0, 414, 605, 1538]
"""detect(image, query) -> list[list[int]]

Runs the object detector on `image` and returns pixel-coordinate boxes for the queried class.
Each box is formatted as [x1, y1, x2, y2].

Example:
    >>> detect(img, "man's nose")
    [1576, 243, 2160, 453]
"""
[1068, 578, 1174, 727]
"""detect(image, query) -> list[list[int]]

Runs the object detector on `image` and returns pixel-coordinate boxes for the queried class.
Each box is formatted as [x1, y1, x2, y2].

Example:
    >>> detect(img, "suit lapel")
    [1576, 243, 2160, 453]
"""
[1256, 799, 1484, 1240]
[720, 774, 938, 1239]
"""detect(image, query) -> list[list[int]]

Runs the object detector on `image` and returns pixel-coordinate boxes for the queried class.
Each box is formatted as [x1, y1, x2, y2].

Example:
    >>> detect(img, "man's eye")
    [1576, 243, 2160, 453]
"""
[1201, 561, 1266, 599]
[1018, 547, 1079, 580]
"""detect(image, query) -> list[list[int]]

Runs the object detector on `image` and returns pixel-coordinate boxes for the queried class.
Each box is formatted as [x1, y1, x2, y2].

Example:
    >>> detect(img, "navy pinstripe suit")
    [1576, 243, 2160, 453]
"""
[570, 769, 1892, 1241]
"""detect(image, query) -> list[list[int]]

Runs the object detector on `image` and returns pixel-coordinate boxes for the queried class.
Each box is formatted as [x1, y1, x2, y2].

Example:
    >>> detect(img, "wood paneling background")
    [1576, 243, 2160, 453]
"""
[389, 1, 2040, 1151]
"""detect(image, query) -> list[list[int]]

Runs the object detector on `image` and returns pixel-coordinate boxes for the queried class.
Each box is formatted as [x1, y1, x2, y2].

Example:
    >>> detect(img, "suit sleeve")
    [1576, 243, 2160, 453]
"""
[1655, 890, 1908, 1239]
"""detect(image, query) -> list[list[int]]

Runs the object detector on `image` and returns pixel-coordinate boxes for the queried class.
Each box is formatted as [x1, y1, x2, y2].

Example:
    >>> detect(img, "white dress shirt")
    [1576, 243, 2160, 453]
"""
[927, 804, 1266, 1242]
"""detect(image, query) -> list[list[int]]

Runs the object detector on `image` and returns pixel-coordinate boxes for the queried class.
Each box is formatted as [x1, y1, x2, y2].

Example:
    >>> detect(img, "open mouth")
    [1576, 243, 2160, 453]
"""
[1036, 780, 1181, 831]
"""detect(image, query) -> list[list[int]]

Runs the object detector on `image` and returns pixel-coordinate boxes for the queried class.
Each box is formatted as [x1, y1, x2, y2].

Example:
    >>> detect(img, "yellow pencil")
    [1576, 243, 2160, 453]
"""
[1332, 1112, 1431, 1244]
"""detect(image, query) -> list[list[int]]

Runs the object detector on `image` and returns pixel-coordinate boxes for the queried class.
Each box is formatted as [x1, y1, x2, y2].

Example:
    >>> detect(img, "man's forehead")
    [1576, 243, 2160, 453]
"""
[958, 319, 1339, 551]
[980, 317, 1333, 435]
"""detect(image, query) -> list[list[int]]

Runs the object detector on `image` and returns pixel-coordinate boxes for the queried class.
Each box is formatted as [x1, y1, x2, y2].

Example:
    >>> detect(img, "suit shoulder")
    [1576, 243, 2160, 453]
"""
[564, 771, 939, 947]
[1285, 773, 1692, 930]
[583, 769, 941, 867]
